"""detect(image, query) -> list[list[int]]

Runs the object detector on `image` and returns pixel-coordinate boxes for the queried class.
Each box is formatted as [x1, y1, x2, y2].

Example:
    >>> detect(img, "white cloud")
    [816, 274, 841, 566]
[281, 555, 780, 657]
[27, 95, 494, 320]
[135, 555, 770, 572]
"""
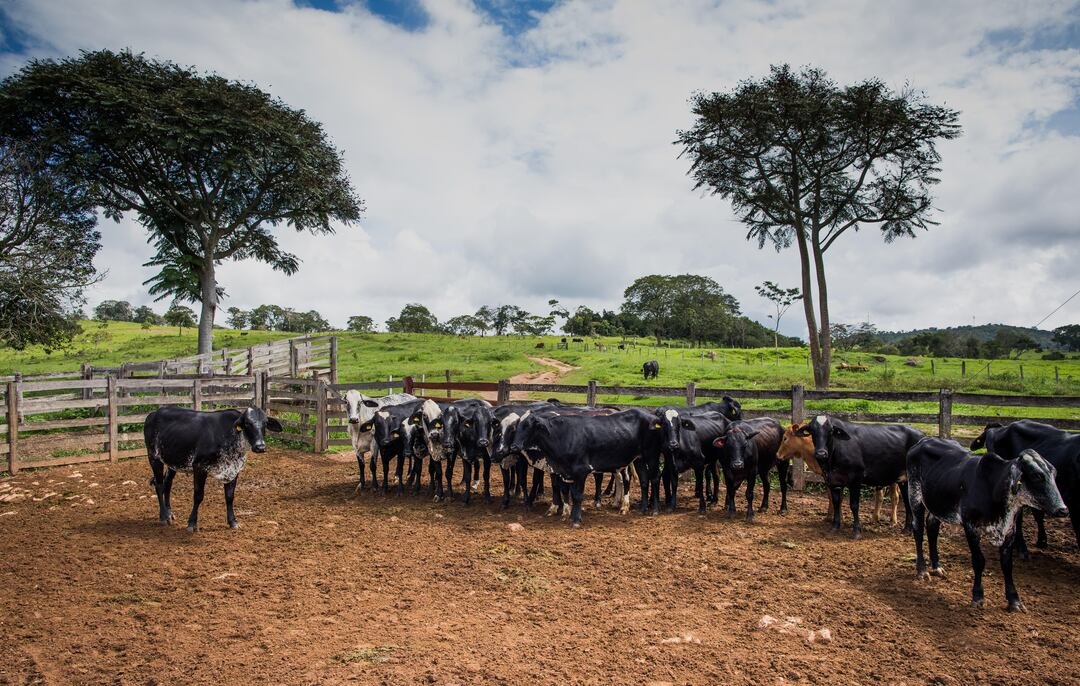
[3, 0, 1080, 335]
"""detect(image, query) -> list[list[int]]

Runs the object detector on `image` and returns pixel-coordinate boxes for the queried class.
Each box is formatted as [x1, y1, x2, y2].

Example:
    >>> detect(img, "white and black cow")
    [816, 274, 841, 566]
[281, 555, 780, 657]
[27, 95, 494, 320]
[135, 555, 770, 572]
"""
[441, 399, 496, 505]
[970, 420, 1080, 552]
[144, 405, 282, 532]
[796, 415, 923, 538]
[371, 399, 425, 494]
[406, 398, 452, 501]
[509, 408, 664, 527]
[907, 437, 1068, 612]
[341, 390, 417, 492]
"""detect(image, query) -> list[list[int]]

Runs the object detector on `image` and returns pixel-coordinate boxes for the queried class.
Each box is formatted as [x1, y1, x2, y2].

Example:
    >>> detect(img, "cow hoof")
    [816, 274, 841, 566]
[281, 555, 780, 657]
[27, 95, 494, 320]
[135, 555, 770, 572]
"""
[930, 567, 946, 578]
[545, 506, 557, 517]
[746, 515, 754, 524]
[758, 504, 768, 513]
[780, 507, 788, 516]
[186, 524, 198, 533]
[1036, 539, 1048, 550]
[852, 529, 863, 540]
[229, 521, 240, 530]
[592, 500, 602, 509]
[916, 570, 930, 581]
[1007, 600, 1026, 613]
[571, 521, 581, 529]
[972, 599, 984, 609]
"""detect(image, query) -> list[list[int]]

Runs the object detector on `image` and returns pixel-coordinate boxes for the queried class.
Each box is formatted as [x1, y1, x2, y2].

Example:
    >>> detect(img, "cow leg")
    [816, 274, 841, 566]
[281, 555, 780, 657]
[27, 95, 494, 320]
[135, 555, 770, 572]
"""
[482, 455, 493, 504]
[648, 462, 662, 516]
[354, 450, 367, 494]
[569, 475, 587, 528]
[693, 466, 705, 515]
[224, 477, 239, 529]
[1000, 533, 1024, 612]
[829, 486, 843, 532]
[635, 461, 650, 515]
[1012, 508, 1031, 560]
[1033, 509, 1048, 549]
[616, 469, 630, 515]
[431, 460, 445, 502]
[776, 460, 789, 515]
[890, 483, 901, 525]
[1070, 495, 1080, 549]
[707, 463, 720, 504]
[368, 452, 380, 492]
[149, 458, 170, 524]
[758, 466, 771, 513]
[500, 465, 514, 510]
[162, 469, 177, 523]
[604, 472, 616, 496]
[745, 472, 756, 523]
[394, 453, 406, 495]
[849, 485, 863, 539]
[527, 468, 543, 509]
[900, 481, 913, 533]
[912, 499, 928, 579]
[462, 460, 473, 506]
[445, 456, 456, 501]
[661, 462, 674, 511]
[592, 472, 603, 508]
[872, 488, 883, 523]
[724, 476, 737, 519]
[186, 470, 208, 533]
[964, 524, 986, 608]
[927, 516, 944, 577]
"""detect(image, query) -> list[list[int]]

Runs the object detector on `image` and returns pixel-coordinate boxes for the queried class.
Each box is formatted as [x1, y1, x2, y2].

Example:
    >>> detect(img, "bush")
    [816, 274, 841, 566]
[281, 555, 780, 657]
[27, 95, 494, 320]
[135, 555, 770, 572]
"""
[1042, 351, 1066, 361]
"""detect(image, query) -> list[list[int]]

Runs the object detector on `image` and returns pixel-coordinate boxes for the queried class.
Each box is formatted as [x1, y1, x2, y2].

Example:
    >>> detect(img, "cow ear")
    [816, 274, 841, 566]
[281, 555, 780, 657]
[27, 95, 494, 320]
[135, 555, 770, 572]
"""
[712, 437, 724, 448]
[831, 426, 851, 441]
[265, 416, 283, 433]
[362, 399, 379, 408]
[652, 421, 662, 430]
[794, 424, 811, 437]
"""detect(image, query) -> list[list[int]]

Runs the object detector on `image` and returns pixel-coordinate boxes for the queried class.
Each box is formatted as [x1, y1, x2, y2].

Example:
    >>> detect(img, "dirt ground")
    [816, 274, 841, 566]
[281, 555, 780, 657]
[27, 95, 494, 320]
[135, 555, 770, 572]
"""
[480, 357, 579, 402]
[1, 450, 1079, 685]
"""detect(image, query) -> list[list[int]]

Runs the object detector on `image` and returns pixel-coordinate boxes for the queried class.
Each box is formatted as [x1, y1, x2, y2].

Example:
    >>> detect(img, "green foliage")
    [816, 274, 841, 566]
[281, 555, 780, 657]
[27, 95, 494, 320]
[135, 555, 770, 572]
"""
[163, 304, 196, 335]
[131, 305, 162, 326]
[226, 307, 249, 330]
[386, 303, 439, 334]
[94, 300, 134, 322]
[1052, 324, 1080, 352]
[347, 315, 374, 333]
[0, 49, 363, 354]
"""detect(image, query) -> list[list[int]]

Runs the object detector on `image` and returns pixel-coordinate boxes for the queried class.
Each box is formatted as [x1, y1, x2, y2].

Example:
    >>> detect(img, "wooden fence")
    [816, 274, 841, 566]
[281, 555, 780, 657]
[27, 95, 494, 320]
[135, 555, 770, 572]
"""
[2, 375, 259, 473]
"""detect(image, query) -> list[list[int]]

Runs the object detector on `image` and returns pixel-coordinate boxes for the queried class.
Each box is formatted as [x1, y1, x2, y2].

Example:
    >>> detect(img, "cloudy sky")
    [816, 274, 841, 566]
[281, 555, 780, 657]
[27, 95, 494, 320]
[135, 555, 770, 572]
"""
[2, 0, 1079, 337]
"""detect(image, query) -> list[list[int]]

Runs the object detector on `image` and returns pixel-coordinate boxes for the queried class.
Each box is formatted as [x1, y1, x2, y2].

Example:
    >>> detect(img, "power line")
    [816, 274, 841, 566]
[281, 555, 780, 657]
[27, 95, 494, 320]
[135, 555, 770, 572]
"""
[1033, 286, 1080, 329]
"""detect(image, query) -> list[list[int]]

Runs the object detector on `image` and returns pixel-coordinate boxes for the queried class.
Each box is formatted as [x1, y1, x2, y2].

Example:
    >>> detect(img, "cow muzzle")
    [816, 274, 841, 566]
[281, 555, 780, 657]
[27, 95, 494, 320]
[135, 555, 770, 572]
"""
[667, 440, 679, 452]
[348, 417, 360, 424]
[252, 442, 267, 453]
[1052, 506, 1069, 518]
[477, 438, 490, 448]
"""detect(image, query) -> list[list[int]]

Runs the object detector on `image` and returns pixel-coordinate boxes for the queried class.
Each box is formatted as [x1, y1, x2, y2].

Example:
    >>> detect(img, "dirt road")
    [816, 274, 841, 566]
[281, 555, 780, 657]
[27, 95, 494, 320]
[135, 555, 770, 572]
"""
[1, 451, 1078, 684]
[481, 356, 579, 401]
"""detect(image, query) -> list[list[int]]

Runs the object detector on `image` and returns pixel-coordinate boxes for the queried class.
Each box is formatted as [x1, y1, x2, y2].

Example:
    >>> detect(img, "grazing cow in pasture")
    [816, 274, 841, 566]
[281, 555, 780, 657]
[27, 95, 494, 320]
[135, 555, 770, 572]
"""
[144, 405, 282, 532]
[907, 437, 1068, 611]
[371, 400, 425, 494]
[441, 399, 495, 505]
[341, 390, 417, 492]
[970, 420, 1080, 552]
[713, 417, 787, 521]
[778, 423, 902, 524]
[642, 360, 659, 380]
[795, 416, 923, 538]
[657, 398, 742, 510]
[509, 408, 664, 527]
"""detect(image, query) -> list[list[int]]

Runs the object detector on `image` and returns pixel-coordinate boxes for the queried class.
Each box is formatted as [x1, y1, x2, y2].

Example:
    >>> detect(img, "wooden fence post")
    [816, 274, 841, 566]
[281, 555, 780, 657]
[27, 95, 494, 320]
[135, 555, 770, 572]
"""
[193, 378, 203, 411]
[107, 376, 118, 462]
[497, 380, 511, 405]
[938, 388, 953, 439]
[6, 381, 18, 474]
[586, 380, 598, 408]
[404, 376, 415, 396]
[315, 379, 328, 453]
[445, 370, 452, 398]
[791, 384, 806, 491]
[13, 372, 22, 424]
[329, 336, 339, 384]
[247, 346, 255, 376]
[81, 363, 93, 401]
[685, 381, 696, 406]
[256, 372, 267, 410]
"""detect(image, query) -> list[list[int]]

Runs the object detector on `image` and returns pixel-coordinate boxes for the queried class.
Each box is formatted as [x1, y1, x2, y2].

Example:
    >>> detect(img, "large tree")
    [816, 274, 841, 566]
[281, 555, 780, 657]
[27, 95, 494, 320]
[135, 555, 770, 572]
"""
[622, 274, 739, 345]
[386, 303, 439, 334]
[0, 49, 363, 355]
[0, 139, 100, 349]
[677, 65, 960, 387]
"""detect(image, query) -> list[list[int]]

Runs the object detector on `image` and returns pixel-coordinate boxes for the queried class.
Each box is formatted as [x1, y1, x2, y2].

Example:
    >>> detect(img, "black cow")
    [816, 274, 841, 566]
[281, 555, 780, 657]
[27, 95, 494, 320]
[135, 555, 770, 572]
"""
[441, 399, 496, 505]
[714, 417, 787, 521]
[667, 410, 730, 514]
[657, 398, 743, 510]
[371, 399, 425, 494]
[510, 408, 664, 526]
[907, 437, 1068, 611]
[643, 360, 659, 380]
[144, 405, 282, 532]
[796, 415, 923, 538]
[405, 398, 452, 501]
[971, 420, 1080, 552]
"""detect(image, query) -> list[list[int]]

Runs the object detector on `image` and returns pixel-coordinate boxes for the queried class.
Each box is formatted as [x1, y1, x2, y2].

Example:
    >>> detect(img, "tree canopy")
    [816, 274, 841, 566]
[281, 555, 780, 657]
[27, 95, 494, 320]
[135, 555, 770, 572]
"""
[622, 274, 740, 345]
[386, 303, 439, 334]
[677, 64, 960, 387]
[0, 138, 100, 350]
[0, 49, 363, 355]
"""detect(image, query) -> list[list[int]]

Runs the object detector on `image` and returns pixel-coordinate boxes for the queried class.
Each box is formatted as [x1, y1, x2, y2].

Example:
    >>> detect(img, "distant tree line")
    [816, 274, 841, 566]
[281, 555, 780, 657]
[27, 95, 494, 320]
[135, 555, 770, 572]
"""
[829, 322, 1077, 360]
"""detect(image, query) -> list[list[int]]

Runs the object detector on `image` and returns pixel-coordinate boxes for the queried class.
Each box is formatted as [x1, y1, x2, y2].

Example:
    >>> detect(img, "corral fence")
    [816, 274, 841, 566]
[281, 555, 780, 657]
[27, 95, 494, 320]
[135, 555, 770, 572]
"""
[4, 364, 1079, 489]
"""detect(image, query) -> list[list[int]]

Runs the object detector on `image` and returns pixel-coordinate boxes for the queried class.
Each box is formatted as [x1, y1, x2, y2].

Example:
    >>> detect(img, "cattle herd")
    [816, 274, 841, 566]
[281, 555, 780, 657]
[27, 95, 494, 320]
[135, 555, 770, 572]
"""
[141, 390, 1077, 613]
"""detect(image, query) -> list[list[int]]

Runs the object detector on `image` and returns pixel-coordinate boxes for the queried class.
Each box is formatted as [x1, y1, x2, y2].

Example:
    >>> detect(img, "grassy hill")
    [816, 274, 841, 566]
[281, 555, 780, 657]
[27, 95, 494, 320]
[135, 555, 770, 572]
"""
[877, 323, 1060, 350]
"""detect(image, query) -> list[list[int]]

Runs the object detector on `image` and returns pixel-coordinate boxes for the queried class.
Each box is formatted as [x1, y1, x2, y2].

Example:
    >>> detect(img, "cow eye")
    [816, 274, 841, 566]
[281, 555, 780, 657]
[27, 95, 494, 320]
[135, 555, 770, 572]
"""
[464, 421, 472, 428]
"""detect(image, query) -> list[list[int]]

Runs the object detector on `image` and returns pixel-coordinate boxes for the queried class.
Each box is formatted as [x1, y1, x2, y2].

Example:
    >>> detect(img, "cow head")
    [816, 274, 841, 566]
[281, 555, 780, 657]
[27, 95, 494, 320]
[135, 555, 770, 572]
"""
[235, 406, 283, 453]
[455, 403, 495, 460]
[713, 422, 759, 470]
[1011, 449, 1069, 517]
[411, 399, 446, 461]
[343, 389, 380, 424]
[509, 411, 548, 455]
[970, 422, 1004, 452]
[777, 423, 822, 474]
[794, 415, 851, 477]
[492, 411, 522, 462]
[373, 409, 407, 450]
[720, 395, 743, 420]
[655, 408, 687, 455]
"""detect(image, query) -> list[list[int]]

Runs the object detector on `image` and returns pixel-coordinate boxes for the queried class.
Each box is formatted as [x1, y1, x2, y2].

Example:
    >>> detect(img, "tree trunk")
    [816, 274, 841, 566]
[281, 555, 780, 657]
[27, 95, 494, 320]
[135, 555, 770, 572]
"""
[197, 260, 217, 355]
[794, 231, 827, 389]
[811, 238, 832, 389]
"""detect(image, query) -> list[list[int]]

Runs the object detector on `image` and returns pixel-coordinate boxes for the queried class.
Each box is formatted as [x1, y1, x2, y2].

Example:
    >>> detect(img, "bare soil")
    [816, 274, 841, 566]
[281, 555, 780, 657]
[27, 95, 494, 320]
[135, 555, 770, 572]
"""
[1, 450, 1078, 685]
[481, 357, 580, 402]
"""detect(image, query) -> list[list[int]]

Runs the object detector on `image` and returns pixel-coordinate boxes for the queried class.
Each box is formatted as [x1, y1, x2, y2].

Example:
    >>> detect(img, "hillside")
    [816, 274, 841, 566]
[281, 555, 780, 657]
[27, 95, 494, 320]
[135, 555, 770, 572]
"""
[877, 323, 1060, 349]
